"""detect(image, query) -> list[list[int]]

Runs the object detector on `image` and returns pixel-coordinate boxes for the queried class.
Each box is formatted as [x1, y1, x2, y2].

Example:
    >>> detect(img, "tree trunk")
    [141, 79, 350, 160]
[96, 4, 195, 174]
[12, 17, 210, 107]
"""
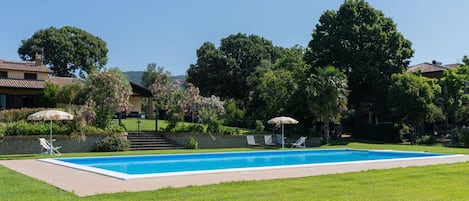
[324, 118, 330, 144]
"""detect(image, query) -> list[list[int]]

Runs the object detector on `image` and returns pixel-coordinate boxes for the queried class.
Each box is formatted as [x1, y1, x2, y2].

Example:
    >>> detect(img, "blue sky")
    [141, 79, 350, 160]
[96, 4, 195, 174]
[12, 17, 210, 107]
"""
[1, 0, 468, 75]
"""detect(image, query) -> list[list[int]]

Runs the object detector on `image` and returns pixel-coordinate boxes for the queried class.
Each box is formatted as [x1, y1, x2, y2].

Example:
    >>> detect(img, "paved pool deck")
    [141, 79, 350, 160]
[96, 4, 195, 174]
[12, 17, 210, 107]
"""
[1, 154, 469, 197]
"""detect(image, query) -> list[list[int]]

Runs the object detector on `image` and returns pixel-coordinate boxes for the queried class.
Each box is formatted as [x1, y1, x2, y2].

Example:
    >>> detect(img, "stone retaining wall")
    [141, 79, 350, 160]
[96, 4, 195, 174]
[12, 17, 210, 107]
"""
[0, 133, 126, 154]
[164, 134, 321, 149]
[0, 133, 321, 154]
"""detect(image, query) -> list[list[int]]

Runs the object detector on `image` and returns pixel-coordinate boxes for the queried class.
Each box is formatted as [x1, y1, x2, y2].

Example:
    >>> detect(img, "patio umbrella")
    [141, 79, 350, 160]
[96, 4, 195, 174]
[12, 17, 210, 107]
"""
[267, 116, 299, 148]
[27, 110, 74, 155]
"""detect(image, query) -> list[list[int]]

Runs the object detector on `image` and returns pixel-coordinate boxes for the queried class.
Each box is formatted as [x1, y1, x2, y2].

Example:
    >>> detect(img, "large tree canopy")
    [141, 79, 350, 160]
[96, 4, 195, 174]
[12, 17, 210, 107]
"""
[305, 0, 413, 116]
[387, 73, 442, 129]
[18, 26, 108, 77]
[186, 33, 280, 100]
[247, 46, 309, 120]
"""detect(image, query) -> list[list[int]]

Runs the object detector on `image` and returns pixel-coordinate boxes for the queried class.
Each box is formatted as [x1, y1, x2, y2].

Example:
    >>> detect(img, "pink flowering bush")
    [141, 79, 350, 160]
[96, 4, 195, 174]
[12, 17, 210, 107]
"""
[85, 69, 132, 129]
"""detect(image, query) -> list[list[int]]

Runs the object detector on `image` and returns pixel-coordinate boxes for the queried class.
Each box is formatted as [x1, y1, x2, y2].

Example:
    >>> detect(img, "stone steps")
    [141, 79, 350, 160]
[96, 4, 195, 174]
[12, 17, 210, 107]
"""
[127, 132, 183, 150]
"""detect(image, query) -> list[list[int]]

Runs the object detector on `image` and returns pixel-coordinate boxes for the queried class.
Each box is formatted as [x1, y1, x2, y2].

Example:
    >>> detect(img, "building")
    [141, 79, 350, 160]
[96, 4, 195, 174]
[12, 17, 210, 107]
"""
[0, 54, 52, 109]
[407, 60, 461, 79]
[0, 55, 152, 116]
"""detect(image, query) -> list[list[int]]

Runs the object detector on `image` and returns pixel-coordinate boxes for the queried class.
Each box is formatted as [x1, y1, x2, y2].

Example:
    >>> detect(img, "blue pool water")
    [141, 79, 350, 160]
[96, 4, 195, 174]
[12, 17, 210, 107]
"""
[42, 149, 448, 179]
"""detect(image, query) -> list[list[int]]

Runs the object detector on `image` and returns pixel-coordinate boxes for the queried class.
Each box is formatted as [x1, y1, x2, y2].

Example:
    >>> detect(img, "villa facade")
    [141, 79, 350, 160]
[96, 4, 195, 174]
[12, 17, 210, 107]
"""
[0, 55, 152, 116]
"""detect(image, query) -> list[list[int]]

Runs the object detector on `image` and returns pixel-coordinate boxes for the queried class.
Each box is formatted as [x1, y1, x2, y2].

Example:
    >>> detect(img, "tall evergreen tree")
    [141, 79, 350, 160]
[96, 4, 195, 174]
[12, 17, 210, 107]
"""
[305, 0, 413, 120]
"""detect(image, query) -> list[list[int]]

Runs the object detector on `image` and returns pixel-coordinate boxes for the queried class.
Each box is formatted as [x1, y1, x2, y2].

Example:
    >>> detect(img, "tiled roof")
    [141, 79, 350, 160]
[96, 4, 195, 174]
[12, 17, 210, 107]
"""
[48, 77, 81, 87]
[0, 59, 53, 73]
[407, 62, 448, 73]
[0, 78, 45, 89]
[443, 63, 461, 69]
[407, 62, 462, 73]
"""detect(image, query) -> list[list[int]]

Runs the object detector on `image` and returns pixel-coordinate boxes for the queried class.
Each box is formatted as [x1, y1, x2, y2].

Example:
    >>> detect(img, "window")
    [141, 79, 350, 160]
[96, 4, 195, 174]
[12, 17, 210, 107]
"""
[0, 71, 7, 78]
[24, 73, 37, 80]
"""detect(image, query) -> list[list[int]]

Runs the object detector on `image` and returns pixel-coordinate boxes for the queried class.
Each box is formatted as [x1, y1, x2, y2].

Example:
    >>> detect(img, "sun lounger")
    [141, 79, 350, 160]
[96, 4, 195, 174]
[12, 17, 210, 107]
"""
[246, 135, 259, 146]
[291, 136, 307, 148]
[264, 135, 277, 146]
[39, 138, 61, 155]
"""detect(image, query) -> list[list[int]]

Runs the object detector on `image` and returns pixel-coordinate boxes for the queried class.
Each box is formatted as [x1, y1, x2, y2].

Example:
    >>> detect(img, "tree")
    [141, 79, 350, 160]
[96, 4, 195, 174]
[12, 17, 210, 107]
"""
[85, 69, 132, 129]
[18, 26, 108, 77]
[246, 46, 308, 120]
[36, 80, 59, 108]
[141, 62, 168, 88]
[187, 33, 280, 100]
[440, 62, 469, 127]
[306, 66, 348, 144]
[256, 69, 297, 117]
[56, 80, 86, 105]
[387, 73, 442, 142]
[305, 0, 413, 121]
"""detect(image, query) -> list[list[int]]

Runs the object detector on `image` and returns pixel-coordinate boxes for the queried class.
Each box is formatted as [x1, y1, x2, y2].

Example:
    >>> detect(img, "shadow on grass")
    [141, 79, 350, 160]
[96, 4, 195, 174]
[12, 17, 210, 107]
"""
[328, 138, 351, 146]
[327, 137, 391, 146]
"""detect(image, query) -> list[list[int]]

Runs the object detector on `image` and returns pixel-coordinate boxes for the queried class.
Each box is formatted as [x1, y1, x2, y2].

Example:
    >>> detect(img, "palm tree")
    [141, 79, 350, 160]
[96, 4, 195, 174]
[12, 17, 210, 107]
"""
[306, 66, 348, 144]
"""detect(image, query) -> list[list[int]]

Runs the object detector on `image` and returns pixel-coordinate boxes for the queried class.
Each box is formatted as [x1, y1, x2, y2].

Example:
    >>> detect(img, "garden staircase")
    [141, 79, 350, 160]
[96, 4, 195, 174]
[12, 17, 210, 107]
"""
[127, 132, 182, 150]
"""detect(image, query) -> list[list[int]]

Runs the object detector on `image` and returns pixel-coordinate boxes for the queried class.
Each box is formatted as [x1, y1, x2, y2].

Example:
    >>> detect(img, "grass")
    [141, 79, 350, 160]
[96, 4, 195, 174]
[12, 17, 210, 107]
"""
[1, 143, 469, 200]
[120, 118, 167, 131]
[120, 118, 260, 134]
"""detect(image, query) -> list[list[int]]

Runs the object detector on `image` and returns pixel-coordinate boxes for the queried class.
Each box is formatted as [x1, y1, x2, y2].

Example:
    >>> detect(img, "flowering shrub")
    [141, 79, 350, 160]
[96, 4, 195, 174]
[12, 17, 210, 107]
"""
[197, 95, 225, 133]
[85, 69, 132, 129]
[184, 83, 200, 121]
[152, 74, 201, 128]
[197, 95, 225, 116]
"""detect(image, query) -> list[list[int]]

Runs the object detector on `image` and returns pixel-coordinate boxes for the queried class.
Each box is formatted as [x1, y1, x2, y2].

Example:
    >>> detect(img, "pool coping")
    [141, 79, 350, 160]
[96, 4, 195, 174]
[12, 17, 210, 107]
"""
[1, 152, 469, 197]
[38, 149, 459, 180]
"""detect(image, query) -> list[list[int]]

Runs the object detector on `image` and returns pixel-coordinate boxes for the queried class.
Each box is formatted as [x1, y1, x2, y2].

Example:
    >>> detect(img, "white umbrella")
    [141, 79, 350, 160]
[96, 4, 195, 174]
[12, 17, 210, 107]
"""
[27, 110, 74, 155]
[267, 116, 299, 148]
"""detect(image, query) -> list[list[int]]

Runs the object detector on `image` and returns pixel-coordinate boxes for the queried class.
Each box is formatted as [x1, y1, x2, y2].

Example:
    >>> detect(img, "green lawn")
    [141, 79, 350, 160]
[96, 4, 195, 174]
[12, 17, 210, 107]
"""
[120, 118, 261, 134]
[1, 143, 469, 200]
[120, 118, 166, 131]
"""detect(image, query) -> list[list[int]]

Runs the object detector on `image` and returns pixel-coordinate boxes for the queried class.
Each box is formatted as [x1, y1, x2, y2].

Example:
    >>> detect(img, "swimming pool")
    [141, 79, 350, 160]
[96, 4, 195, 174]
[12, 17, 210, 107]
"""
[40, 149, 452, 180]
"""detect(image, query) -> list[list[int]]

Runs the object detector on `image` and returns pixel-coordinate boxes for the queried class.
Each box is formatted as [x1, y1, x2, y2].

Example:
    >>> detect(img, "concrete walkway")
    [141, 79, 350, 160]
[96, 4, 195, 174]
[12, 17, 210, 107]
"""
[1, 155, 469, 197]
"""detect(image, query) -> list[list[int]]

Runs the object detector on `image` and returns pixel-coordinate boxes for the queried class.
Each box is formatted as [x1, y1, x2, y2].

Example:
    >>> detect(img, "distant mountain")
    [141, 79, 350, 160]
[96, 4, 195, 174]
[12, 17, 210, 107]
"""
[123, 71, 186, 88]
[124, 71, 144, 85]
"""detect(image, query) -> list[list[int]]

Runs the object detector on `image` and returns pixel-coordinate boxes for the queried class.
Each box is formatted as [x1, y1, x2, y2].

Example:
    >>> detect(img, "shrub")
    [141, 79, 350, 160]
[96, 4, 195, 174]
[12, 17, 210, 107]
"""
[460, 128, 469, 147]
[417, 135, 435, 145]
[0, 108, 44, 122]
[175, 124, 205, 133]
[0, 123, 6, 138]
[186, 137, 199, 149]
[220, 127, 240, 135]
[85, 69, 132, 129]
[36, 81, 59, 108]
[255, 120, 264, 133]
[92, 135, 130, 152]
[4, 120, 73, 136]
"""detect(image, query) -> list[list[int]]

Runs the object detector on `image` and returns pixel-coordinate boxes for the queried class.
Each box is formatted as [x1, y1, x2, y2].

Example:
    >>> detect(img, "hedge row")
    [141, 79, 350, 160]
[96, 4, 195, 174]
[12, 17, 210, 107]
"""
[4, 120, 72, 136]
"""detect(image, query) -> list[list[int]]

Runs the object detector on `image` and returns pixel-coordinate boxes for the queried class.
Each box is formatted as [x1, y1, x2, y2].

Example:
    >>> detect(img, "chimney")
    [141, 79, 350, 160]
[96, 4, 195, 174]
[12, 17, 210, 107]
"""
[34, 53, 42, 66]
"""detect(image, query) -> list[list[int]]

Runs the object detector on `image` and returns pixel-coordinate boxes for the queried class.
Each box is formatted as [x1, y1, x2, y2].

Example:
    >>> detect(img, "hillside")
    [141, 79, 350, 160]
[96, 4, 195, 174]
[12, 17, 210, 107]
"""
[124, 71, 185, 87]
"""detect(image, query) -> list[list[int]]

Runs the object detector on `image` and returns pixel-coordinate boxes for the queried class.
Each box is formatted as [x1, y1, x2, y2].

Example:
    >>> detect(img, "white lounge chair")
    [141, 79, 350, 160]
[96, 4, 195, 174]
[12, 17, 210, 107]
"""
[263, 135, 277, 146]
[39, 138, 61, 155]
[291, 136, 307, 148]
[246, 135, 259, 146]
